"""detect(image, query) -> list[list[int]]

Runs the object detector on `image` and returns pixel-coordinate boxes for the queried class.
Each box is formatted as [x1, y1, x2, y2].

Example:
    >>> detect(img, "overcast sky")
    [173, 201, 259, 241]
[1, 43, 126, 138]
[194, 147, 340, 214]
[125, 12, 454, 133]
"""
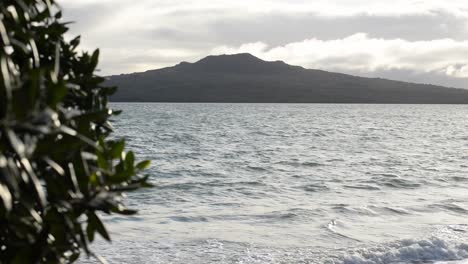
[61, 0, 468, 88]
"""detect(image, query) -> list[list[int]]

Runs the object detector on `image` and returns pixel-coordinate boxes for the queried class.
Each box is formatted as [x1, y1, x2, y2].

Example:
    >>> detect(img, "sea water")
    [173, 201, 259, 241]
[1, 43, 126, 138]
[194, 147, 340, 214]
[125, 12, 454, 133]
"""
[82, 103, 468, 263]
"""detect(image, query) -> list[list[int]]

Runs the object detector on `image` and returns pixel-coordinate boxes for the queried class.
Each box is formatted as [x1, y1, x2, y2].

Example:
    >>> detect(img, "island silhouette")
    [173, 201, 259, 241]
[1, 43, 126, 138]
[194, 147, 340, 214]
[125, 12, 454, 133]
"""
[107, 53, 468, 103]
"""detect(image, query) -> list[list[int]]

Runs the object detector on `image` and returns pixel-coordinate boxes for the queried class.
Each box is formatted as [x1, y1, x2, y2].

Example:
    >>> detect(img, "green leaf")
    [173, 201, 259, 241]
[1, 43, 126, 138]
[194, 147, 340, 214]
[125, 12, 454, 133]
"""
[136, 160, 151, 170]
[48, 80, 68, 107]
[89, 173, 100, 186]
[110, 140, 125, 159]
[88, 212, 110, 241]
[86, 220, 95, 242]
[90, 49, 100, 70]
[113, 205, 137, 215]
[97, 152, 109, 170]
[70, 35, 81, 48]
[0, 1, 153, 261]
[11, 249, 32, 264]
[125, 151, 135, 171]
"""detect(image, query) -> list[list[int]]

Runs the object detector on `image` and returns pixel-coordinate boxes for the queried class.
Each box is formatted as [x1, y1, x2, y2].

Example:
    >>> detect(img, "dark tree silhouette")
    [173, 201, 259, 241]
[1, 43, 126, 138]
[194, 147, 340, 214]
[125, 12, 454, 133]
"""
[0, 1, 151, 263]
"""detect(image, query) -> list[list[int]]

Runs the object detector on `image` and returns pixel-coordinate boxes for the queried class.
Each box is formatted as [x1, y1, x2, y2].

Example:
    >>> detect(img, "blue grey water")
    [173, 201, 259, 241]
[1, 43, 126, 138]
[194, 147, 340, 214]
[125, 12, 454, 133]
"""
[86, 103, 468, 264]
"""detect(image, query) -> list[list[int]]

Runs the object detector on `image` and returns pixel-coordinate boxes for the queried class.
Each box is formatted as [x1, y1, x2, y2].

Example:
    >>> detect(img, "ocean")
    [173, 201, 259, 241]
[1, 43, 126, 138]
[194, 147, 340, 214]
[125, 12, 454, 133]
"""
[83, 103, 468, 263]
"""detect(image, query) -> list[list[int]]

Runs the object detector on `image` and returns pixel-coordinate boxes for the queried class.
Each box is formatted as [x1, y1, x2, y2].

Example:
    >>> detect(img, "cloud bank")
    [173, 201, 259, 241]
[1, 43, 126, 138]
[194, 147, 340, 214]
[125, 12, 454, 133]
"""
[212, 34, 468, 78]
[60, 0, 468, 88]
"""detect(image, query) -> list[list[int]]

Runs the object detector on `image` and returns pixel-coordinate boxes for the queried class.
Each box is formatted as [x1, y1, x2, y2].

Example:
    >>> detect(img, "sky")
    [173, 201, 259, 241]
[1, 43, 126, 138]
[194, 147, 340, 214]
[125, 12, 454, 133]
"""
[61, 0, 468, 88]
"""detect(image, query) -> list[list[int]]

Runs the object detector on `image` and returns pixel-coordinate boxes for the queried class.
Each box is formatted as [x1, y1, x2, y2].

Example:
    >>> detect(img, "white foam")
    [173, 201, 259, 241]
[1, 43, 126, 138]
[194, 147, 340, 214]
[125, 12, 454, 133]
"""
[436, 261, 468, 264]
[342, 238, 468, 264]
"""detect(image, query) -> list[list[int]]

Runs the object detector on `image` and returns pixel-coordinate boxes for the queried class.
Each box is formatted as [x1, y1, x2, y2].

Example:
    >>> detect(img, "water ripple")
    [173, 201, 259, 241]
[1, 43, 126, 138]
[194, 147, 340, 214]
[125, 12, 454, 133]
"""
[81, 103, 468, 264]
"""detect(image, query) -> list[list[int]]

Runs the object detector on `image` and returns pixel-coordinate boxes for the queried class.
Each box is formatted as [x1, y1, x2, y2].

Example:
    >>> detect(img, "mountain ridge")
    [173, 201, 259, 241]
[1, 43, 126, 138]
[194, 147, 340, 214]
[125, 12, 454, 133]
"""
[107, 53, 468, 103]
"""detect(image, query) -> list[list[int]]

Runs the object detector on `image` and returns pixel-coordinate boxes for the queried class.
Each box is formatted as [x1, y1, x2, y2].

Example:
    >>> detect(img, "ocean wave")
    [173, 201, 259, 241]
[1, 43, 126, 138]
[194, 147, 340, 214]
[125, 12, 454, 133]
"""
[375, 177, 421, 189]
[343, 184, 381, 191]
[301, 184, 330, 192]
[430, 203, 468, 215]
[452, 176, 468, 182]
[247, 208, 323, 223]
[326, 219, 362, 242]
[331, 205, 379, 216]
[99, 103, 468, 264]
[246, 165, 269, 172]
[275, 160, 323, 167]
[341, 238, 468, 264]
[155, 180, 268, 190]
[378, 206, 411, 215]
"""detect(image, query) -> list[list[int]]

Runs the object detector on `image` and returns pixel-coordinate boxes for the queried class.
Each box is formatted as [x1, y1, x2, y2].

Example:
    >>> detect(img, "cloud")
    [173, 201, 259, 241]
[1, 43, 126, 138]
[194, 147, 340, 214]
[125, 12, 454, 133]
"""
[211, 34, 468, 87]
[61, 0, 468, 43]
[94, 47, 202, 75]
[368, 69, 468, 89]
[58, 0, 468, 88]
[60, 0, 468, 17]
[207, 11, 468, 46]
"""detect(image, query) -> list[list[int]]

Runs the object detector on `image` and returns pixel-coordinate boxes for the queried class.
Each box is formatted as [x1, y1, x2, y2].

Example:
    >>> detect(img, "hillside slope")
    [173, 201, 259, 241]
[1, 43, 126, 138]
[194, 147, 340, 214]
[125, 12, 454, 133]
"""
[107, 53, 468, 103]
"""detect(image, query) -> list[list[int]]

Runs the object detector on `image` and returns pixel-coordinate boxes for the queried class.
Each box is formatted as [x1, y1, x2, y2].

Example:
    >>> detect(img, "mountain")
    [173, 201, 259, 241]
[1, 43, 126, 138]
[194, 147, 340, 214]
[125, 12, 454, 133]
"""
[106, 53, 468, 103]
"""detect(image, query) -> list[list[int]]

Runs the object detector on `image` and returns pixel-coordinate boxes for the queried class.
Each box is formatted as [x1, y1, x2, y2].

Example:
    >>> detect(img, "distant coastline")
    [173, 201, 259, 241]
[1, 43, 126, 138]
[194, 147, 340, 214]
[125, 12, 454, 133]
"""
[106, 53, 468, 104]
[107, 99, 468, 104]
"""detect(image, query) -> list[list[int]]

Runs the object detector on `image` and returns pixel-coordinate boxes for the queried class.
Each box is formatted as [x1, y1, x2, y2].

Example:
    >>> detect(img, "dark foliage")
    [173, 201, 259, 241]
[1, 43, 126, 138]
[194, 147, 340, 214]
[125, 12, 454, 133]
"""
[108, 53, 468, 104]
[0, 1, 151, 263]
